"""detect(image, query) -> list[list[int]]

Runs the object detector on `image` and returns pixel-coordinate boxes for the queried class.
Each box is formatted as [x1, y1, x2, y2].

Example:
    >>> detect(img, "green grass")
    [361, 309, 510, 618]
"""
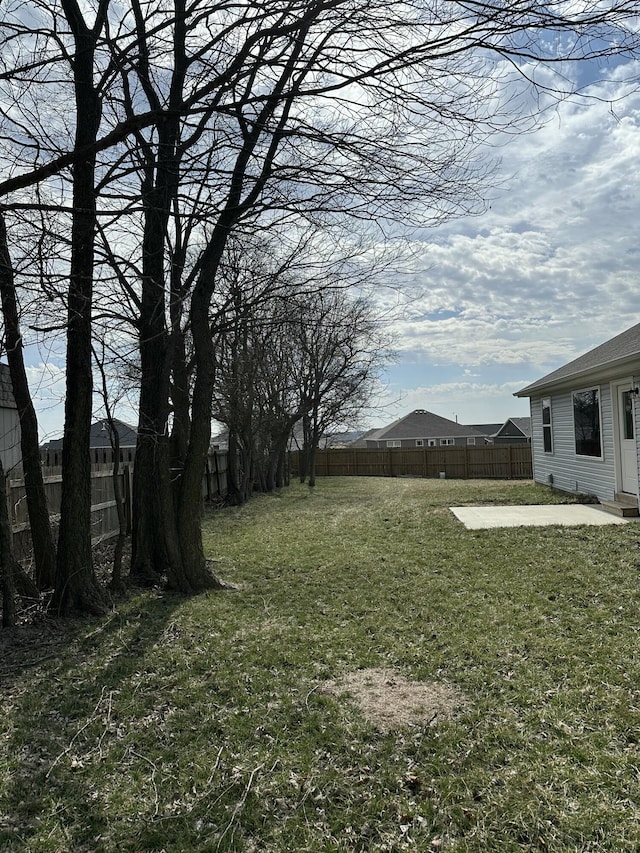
[2, 477, 640, 851]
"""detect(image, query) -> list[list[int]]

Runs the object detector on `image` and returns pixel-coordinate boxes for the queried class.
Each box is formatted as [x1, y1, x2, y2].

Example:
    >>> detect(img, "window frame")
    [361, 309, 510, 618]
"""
[572, 386, 603, 459]
[427, 439, 437, 447]
[386, 439, 401, 448]
[415, 439, 424, 447]
[440, 438, 454, 446]
[541, 397, 553, 454]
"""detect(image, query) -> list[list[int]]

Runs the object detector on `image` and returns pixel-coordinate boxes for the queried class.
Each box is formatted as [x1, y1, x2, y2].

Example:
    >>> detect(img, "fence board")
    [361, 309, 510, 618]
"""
[8, 450, 229, 560]
[291, 445, 532, 480]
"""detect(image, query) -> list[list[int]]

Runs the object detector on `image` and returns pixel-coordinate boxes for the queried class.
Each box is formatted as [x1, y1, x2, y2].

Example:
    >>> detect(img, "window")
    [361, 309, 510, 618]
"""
[386, 440, 401, 448]
[622, 390, 635, 440]
[428, 439, 436, 447]
[440, 438, 454, 446]
[542, 397, 553, 453]
[467, 437, 476, 446]
[415, 439, 424, 447]
[573, 388, 602, 457]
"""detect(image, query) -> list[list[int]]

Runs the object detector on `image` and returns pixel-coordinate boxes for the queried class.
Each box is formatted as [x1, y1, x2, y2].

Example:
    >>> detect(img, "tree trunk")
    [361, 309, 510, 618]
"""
[299, 413, 311, 483]
[225, 432, 244, 506]
[308, 419, 322, 488]
[308, 444, 318, 487]
[52, 2, 106, 616]
[175, 288, 224, 590]
[130, 173, 190, 586]
[131, 307, 185, 587]
[130, 2, 187, 588]
[170, 331, 191, 466]
[0, 212, 57, 589]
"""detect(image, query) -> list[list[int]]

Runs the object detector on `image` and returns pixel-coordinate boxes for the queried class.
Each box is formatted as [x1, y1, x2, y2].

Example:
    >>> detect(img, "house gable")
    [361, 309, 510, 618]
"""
[0, 364, 16, 410]
[43, 417, 139, 467]
[495, 417, 531, 439]
[470, 423, 502, 438]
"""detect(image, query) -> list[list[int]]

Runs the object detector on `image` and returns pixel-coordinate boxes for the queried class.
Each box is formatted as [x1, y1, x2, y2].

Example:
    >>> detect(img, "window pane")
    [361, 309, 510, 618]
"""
[573, 389, 601, 457]
[623, 390, 634, 440]
[542, 398, 552, 452]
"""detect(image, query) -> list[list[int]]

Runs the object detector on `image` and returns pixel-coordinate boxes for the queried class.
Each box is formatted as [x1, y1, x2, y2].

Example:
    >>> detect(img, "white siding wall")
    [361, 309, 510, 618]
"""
[530, 383, 616, 501]
[0, 405, 21, 474]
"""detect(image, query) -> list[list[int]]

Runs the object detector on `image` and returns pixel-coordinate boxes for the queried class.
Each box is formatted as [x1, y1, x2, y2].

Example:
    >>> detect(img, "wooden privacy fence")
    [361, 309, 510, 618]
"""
[7, 450, 229, 560]
[290, 444, 532, 480]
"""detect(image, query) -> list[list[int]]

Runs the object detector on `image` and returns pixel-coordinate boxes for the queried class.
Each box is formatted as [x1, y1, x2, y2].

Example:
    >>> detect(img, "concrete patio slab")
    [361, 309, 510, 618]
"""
[450, 504, 633, 530]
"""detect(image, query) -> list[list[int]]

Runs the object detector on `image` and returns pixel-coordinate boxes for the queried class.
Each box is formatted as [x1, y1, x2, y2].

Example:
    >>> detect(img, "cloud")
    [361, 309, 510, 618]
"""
[383, 64, 640, 376]
[373, 379, 531, 426]
[366, 61, 640, 427]
[25, 360, 66, 442]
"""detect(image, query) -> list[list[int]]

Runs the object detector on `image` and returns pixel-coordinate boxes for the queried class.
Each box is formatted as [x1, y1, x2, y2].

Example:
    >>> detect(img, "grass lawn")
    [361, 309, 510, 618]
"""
[2, 477, 640, 851]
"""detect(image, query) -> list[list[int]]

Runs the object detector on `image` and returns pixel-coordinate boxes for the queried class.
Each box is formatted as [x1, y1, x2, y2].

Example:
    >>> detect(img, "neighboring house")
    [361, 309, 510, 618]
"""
[515, 322, 640, 511]
[363, 409, 486, 449]
[322, 430, 366, 448]
[210, 430, 228, 451]
[470, 423, 503, 443]
[43, 418, 138, 467]
[0, 363, 21, 474]
[492, 417, 531, 446]
[350, 428, 379, 447]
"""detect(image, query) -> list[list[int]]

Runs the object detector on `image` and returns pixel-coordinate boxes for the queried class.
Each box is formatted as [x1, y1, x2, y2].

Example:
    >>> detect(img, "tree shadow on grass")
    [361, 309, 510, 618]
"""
[0, 590, 197, 852]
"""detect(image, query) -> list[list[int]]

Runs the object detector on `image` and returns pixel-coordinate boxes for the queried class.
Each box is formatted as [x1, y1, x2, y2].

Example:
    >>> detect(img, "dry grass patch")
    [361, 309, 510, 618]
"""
[321, 667, 465, 732]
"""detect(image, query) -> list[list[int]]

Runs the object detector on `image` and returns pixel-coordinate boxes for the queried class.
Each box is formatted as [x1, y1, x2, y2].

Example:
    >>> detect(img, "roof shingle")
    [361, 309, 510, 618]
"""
[516, 322, 640, 397]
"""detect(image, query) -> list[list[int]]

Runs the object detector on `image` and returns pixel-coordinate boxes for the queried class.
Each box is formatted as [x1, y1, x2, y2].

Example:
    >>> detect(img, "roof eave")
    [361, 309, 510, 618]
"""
[515, 353, 640, 398]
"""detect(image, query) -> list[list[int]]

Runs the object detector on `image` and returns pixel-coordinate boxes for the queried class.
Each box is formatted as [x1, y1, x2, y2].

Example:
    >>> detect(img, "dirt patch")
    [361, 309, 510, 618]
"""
[321, 667, 464, 732]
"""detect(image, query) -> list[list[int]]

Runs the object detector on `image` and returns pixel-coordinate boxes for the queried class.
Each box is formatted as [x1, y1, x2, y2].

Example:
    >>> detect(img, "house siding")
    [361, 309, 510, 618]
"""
[372, 436, 474, 449]
[0, 404, 21, 474]
[635, 374, 640, 488]
[530, 383, 617, 501]
[0, 364, 21, 474]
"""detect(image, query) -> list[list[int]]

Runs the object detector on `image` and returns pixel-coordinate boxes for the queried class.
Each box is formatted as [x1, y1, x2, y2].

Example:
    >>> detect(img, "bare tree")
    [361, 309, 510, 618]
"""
[294, 291, 389, 487]
[147, 0, 640, 591]
[0, 0, 638, 609]
[0, 211, 57, 589]
[49, 0, 112, 616]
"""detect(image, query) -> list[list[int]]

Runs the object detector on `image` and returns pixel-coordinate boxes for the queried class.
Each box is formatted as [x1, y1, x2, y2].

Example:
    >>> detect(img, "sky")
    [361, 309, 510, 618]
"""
[366, 58, 640, 429]
[20, 57, 640, 442]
